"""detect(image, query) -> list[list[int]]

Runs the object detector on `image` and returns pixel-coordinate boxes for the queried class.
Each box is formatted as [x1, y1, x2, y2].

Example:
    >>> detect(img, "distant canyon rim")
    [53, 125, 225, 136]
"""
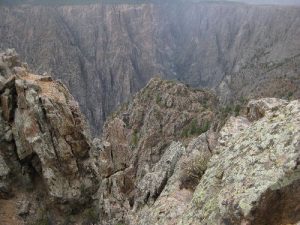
[0, 1, 300, 133]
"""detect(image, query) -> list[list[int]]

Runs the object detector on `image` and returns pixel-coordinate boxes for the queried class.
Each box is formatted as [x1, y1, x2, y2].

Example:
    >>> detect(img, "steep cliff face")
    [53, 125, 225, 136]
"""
[0, 2, 299, 133]
[0, 50, 99, 225]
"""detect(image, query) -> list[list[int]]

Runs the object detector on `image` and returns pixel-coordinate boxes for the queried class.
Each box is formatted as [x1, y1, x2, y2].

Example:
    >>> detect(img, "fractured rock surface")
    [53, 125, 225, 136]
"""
[179, 98, 300, 225]
[0, 49, 98, 224]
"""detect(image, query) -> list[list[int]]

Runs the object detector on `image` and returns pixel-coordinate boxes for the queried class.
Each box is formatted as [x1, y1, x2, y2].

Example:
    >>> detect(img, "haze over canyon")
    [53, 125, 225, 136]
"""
[1, 1, 299, 133]
[1, 1, 300, 225]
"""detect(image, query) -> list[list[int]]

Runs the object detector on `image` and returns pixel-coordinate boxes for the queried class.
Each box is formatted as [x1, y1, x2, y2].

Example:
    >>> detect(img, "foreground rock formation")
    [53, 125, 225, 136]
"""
[1, 2, 299, 133]
[179, 98, 300, 225]
[98, 88, 300, 224]
[0, 49, 98, 224]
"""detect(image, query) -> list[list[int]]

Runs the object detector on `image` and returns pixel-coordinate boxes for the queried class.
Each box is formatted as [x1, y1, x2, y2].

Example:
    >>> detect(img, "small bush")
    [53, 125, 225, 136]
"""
[181, 119, 210, 138]
[82, 207, 99, 225]
[130, 130, 139, 147]
[287, 91, 293, 100]
[155, 94, 162, 105]
[179, 154, 209, 190]
[234, 104, 241, 116]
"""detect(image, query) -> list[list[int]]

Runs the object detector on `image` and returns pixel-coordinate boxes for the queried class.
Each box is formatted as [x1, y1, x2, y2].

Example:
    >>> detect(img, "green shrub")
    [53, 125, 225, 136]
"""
[179, 154, 209, 190]
[287, 91, 293, 100]
[82, 207, 99, 225]
[181, 119, 210, 138]
[155, 94, 162, 105]
[131, 130, 139, 147]
[234, 104, 241, 116]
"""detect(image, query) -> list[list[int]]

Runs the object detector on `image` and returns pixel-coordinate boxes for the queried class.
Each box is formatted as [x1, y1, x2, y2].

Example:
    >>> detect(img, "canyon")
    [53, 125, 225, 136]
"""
[0, 2, 299, 134]
[0, 49, 300, 225]
[1, 1, 300, 224]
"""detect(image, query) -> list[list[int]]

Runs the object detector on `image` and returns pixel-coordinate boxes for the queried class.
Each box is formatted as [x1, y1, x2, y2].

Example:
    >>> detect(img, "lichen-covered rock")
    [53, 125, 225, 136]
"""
[179, 98, 300, 225]
[134, 142, 185, 208]
[130, 132, 218, 225]
[247, 98, 288, 121]
[218, 116, 250, 147]
[0, 49, 98, 215]
[98, 77, 217, 224]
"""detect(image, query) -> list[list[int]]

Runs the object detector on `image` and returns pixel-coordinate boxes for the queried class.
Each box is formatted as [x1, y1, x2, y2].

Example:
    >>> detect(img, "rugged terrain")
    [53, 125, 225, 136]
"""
[1, 50, 300, 224]
[0, 49, 99, 225]
[0, 2, 299, 133]
[100, 91, 300, 225]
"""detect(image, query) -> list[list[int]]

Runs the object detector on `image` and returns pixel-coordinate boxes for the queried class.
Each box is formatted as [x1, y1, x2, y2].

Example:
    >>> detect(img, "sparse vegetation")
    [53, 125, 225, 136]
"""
[234, 104, 241, 116]
[220, 105, 233, 117]
[181, 119, 210, 138]
[155, 94, 162, 105]
[179, 154, 210, 190]
[287, 91, 293, 100]
[82, 207, 99, 225]
[29, 208, 50, 225]
[131, 130, 139, 147]
[219, 97, 247, 119]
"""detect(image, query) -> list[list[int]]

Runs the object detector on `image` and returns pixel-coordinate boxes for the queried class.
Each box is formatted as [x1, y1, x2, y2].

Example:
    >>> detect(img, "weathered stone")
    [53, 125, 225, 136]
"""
[1, 89, 13, 122]
[17, 199, 31, 217]
[98, 78, 217, 224]
[0, 155, 10, 180]
[135, 142, 184, 207]
[179, 99, 300, 225]
[13, 67, 27, 77]
[247, 98, 288, 121]
[218, 116, 251, 147]
[0, 50, 98, 209]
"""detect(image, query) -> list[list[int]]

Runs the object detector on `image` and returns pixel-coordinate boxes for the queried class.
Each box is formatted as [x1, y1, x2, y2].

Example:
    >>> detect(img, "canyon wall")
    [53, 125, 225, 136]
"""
[1, 2, 299, 133]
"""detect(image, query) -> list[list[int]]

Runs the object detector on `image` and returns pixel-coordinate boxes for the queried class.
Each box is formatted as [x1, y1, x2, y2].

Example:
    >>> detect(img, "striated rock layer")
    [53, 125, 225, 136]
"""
[0, 2, 299, 133]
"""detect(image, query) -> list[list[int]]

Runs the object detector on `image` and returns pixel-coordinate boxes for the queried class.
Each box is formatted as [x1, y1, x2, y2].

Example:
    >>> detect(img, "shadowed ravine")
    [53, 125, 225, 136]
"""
[0, 2, 300, 134]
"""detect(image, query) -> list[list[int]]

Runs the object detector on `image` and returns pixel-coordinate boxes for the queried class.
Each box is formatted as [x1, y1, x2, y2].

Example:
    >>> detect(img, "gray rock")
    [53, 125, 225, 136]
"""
[179, 99, 300, 225]
[0, 50, 98, 207]
[17, 199, 31, 217]
[135, 142, 185, 207]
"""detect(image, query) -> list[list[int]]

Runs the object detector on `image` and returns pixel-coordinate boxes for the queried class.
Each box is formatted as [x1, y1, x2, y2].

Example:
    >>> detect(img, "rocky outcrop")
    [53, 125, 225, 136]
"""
[112, 97, 300, 225]
[94, 74, 300, 225]
[179, 98, 300, 225]
[0, 3, 299, 133]
[0, 50, 98, 224]
[130, 131, 218, 225]
[97, 77, 217, 224]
